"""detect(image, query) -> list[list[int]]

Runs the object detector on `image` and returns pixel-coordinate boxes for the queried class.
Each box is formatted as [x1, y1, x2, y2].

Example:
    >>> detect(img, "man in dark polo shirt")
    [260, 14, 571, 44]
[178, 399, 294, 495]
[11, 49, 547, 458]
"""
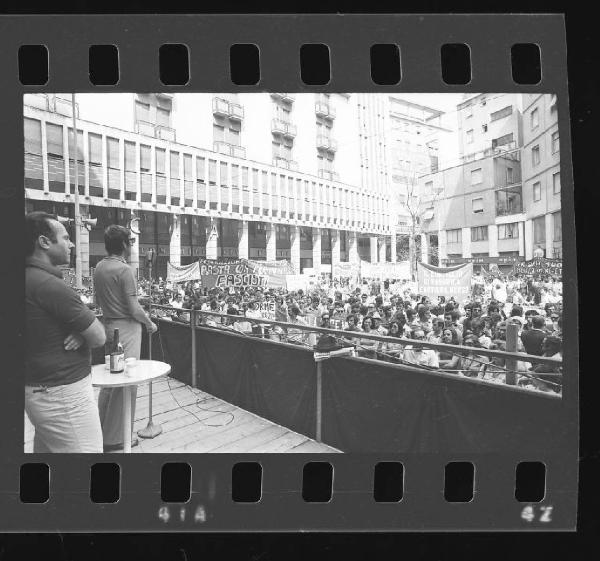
[94, 225, 157, 451]
[25, 212, 107, 453]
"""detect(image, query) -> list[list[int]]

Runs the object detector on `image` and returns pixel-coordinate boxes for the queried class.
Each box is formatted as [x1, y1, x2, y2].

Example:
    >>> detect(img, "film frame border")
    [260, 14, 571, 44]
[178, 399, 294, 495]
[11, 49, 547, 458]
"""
[0, 13, 578, 531]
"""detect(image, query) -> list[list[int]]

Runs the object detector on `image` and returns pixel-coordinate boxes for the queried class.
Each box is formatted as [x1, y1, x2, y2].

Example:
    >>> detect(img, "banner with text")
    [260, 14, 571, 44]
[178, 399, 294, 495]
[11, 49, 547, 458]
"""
[198, 259, 288, 289]
[360, 260, 411, 280]
[511, 257, 562, 278]
[167, 261, 201, 283]
[332, 262, 360, 279]
[417, 262, 473, 299]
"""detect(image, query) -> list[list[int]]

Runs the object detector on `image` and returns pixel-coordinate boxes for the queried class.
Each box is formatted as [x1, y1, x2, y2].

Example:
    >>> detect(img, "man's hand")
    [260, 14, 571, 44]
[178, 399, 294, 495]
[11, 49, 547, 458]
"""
[64, 333, 85, 351]
[146, 321, 158, 334]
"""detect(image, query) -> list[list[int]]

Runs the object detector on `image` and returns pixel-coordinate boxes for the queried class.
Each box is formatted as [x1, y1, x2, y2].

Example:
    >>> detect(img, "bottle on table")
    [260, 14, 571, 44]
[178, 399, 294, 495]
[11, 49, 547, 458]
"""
[109, 328, 125, 373]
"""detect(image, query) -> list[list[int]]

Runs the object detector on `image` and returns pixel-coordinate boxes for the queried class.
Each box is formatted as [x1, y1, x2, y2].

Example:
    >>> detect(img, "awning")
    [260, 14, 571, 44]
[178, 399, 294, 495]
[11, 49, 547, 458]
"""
[422, 210, 434, 221]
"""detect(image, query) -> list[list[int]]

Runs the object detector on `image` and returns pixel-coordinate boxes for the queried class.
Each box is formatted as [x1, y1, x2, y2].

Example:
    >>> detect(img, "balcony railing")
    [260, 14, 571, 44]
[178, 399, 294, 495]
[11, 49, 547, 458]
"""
[135, 120, 157, 136]
[155, 125, 176, 142]
[212, 97, 245, 121]
[273, 157, 299, 171]
[316, 134, 338, 152]
[315, 101, 336, 119]
[318, 169, 339, 181]
[270, 93, 295, 104]
[213, 141, 246, 159]
[271, 119, 297, 138]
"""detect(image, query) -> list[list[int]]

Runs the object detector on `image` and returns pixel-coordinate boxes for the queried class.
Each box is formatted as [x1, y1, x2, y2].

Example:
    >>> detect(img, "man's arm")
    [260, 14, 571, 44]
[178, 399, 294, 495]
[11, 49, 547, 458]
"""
[121, 268, 157, 332]
[79, 318, 107, 348]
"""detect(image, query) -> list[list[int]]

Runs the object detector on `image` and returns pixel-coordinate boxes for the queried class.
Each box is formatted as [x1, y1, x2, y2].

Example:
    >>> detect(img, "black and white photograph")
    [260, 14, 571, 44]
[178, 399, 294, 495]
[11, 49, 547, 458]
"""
[24, 91, 566, 455]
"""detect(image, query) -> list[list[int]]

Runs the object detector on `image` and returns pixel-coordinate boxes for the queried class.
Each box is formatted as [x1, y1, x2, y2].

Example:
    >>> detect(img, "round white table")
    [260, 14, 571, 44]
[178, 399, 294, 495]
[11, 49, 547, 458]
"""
[91, 360, 171, 453]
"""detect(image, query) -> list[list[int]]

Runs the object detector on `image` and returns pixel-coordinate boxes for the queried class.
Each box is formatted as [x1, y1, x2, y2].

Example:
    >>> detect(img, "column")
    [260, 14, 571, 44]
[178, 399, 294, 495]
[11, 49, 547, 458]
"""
[390, 230, 397, 262]
[83, 130, 90, 197]
[461, 227, 471, 258]
[102, 134, 108, 199]
[545, 213, 553, 258]
[518, 221, 525, 257]
[378, 237, 387, 263]
[169, 214, 181, 266]
[63, 124, 70, 194]
[206, 217, 219, 260]
[290, 225, 301, 274]
[238, 220, 249, 260]
[331, 229, 341, 270]
[312, 228, 322, 272]
[266, 222, 277, 261]
[128, 212, 140, 279]
[438, 230, 448, 263]
[79, 204, 91, 277]
[524, 219, 533, 260]
[348, 231, 359, 265]
[488, 224, 499, 257]
[420, 233, 429, 265]
[41, 120, 49, 192]
[119, 138, 125, 200]
[369, 236, 378, 263]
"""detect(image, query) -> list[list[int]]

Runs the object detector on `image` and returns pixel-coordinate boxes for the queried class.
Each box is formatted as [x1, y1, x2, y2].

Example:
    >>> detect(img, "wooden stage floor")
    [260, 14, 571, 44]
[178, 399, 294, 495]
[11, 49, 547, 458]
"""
[24, 378, 340, 454]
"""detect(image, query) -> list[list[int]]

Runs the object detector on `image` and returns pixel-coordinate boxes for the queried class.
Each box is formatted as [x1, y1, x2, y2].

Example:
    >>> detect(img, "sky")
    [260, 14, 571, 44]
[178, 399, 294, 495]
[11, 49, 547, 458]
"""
[391, 93, 468, 114]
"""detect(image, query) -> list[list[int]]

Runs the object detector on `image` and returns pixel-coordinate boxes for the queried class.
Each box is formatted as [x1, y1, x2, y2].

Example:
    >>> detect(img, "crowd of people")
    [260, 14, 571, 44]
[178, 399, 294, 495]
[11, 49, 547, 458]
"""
[129, 269, 563, 395]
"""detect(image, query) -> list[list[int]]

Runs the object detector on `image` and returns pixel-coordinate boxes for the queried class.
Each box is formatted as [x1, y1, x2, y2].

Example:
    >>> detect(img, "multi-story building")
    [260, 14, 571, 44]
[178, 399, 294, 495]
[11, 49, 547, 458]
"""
[418, 93, 561, 272]
[23, 92, 394, 279]
[386, 97, 455, 262]
[521, 93, 561, 259]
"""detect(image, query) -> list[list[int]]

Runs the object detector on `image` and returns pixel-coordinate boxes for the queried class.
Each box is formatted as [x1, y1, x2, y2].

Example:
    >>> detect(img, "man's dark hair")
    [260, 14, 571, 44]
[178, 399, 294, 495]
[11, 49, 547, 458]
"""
[104, 224, 131, 255]
[25, 211, 59, 256]
[511, 305, 523, 317]
[525, 309, 538, 318]
[532, 315, 546, 329]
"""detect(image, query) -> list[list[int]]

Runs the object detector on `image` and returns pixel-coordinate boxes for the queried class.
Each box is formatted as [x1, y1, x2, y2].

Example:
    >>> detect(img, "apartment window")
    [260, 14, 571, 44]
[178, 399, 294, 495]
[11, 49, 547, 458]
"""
[24, 118, 42, 155]
[530, 107, 539, 130]
[466, 129, 474, 144]
[532, 145, 540, 166]
[107, 137, 120, 168]
[447, 228, 462, 244]
[465, 105, 473, 118]
[492, 133, 514, 149]
[533, 216, 546, 244]
[155, 148, 166, 175]
[553, 172, 561, 194]
[472, 198, 484, 214]
[46, 123, 64, 157]
[551, 130, 560, 154]
[533, 181, 541, 202]
[553, 211, 562, 242]
[140, 145, 151, 172]
[490, 105, 513, 122]
[156, 107, 170, 127]
[498, 223, 519, 239]
[135, 101, 150, 122]
[506, 167, 514, 184]
[471, 226, 488, 242]
[213, 123, 225, 143]
[471, 168, 482, 185]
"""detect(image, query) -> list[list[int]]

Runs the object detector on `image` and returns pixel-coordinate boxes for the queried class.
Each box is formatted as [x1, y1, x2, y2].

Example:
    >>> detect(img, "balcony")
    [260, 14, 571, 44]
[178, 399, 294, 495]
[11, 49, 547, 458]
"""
[271, 119, 297, 138]
[155, 125, 176, 142]
[270, 93, 295, 104]
[25, 93, 50, 111]
[273, 157, 299, 171]
[315, 102, 336, 120]
[316, 134, 338, 152]
[495, 186, 523, 217]
[135, 120, 157, 136]
[213, 141, 246, 159]
[212, 98, 244, 121]
[318, 169, 339, 181]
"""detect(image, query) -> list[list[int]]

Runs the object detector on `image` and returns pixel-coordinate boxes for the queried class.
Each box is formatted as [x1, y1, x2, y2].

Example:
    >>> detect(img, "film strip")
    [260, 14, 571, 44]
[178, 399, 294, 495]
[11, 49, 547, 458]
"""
[0, 14, 578, 531]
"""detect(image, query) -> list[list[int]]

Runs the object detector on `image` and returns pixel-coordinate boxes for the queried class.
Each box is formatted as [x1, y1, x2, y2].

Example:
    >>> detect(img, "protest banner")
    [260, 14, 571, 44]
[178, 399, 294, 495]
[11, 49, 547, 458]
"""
[258, 301, 276, 320]
[197, 259, 289, 289]
[511, 257, 562, 277]
[167, 261, 201, 283]
[332, 262, 359, 279]
[359, 260, 411, 280]
[285, 274, 308, 292]
[417, 262, 473, 299]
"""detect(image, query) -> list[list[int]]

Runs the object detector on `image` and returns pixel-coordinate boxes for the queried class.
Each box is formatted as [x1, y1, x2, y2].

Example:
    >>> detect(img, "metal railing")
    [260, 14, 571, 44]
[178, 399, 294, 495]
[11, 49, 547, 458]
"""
[145, 303, 562, 393]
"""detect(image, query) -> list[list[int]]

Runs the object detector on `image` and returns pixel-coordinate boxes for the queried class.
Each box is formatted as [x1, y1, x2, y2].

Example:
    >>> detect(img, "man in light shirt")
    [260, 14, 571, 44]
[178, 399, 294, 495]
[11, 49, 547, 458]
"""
[402, 329, 439, 368]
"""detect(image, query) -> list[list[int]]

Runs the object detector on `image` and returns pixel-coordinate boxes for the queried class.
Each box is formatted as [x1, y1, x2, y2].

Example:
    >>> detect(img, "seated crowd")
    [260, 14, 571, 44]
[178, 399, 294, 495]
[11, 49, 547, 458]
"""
[127, 275, 563, 395]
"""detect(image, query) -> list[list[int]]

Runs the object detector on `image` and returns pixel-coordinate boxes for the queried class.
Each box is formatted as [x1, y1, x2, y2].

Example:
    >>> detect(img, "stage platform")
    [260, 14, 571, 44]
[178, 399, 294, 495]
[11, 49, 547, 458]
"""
[24, 378, 340, 454]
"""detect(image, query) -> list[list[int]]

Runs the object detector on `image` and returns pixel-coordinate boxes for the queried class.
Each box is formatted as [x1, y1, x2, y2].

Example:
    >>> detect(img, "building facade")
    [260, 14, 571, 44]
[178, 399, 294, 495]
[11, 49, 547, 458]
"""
[24, 93, 395, 279]
[418, 93, 561, 272]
